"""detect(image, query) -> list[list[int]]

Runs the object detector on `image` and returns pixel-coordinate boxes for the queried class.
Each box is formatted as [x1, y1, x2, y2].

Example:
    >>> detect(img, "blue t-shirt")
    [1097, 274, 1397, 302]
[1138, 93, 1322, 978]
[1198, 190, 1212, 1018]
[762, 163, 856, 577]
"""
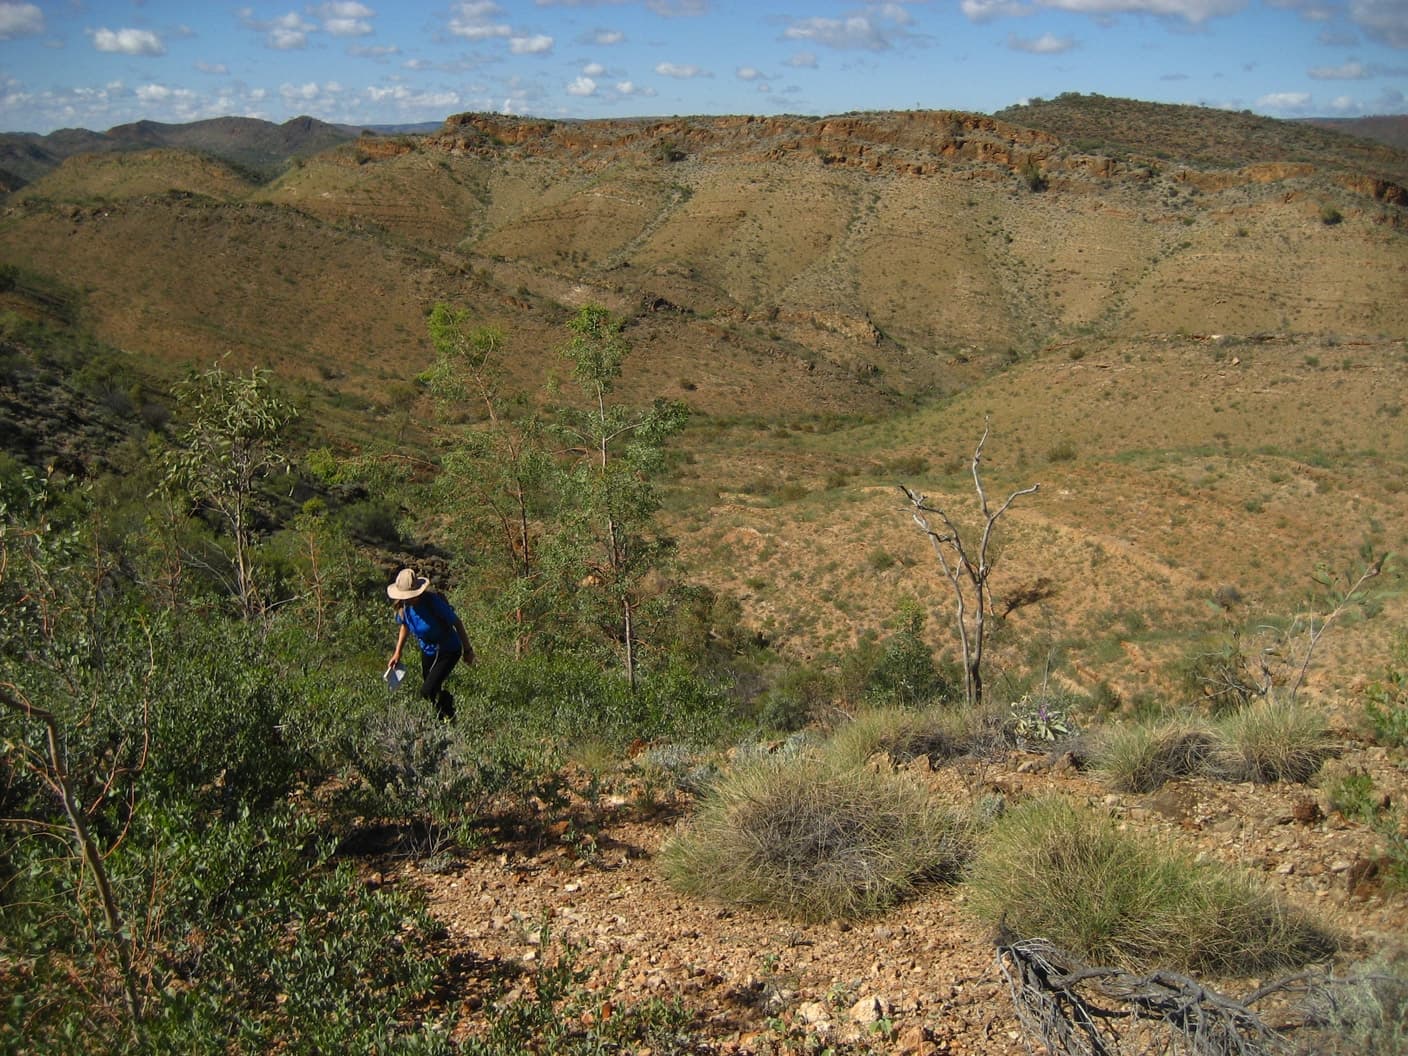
[396, 593, 461, 656]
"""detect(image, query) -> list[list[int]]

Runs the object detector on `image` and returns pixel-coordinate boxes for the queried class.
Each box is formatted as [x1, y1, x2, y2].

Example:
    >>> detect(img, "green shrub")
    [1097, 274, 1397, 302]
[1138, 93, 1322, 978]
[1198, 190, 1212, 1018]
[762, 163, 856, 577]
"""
[1096, 719, 1217, 792]
[1364, 636, 1408, 748]
[843, 607, 958, 709]
[965, 796, 1335, 973]
[1215, 697, 1329, 783]
[660, 756, 971, 921]
[4, 802, 450, 1055]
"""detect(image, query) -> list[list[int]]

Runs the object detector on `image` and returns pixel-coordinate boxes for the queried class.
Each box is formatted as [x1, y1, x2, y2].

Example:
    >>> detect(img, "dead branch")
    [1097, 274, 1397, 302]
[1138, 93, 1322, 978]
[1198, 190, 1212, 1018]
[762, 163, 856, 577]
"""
[996, 936, 1287, 1056]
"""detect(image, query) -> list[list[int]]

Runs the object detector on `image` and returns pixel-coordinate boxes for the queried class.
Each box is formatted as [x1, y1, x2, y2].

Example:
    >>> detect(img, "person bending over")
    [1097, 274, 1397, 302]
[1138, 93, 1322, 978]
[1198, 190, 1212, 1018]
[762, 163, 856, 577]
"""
[386, 568, 472, 721]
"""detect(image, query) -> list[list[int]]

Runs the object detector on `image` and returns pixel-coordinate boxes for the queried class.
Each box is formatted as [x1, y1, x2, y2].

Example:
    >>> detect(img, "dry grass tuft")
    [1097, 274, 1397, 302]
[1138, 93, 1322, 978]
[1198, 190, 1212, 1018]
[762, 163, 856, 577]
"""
[1215, 698, 1331, 784]
[659, 755, 971, 921]
[1096, 718, 1218, 792]
[965, 796, 1336, 974]
[821, 705, 973, 770]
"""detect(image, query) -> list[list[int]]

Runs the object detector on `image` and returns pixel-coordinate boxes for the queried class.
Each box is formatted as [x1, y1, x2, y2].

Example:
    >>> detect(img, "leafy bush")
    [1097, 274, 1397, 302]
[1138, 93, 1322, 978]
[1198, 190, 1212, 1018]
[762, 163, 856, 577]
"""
[1215, 697, 1330, 784]
[1364, 636, 1408, 748]
[840, 607, 958, 709]
[1096, 718, 1217, 792]
[3, 801, 450, 1055]
[965, 796, 1335, 973]
[1007, 691, 1077, 744]
[659, 755, 971, 921]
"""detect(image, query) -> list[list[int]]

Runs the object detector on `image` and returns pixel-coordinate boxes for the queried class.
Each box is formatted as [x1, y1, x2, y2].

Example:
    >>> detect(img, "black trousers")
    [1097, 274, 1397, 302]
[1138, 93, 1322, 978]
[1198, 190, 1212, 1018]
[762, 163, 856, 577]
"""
[420, 647, 461, 721]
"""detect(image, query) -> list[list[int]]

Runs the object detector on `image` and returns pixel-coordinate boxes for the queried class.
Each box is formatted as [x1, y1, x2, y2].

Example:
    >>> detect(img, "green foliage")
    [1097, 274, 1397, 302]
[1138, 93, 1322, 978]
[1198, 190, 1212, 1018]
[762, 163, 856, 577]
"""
[160, 364, 298, 617]
[1298, 956, 1408, 1056]
[1320, 203, 1344, 225]
[660, 755, 971, 921]
[837, 606, 958, 710]
[965, 796, 1335, 973]
[1364, 635, 1408, 748]
[545, 305, 690, 686]
[457, 650, 740, 748]
[1175, 634, 1262, 714]
[1020, 159, 1048, 192]
[1007, 691, 1077, 743]
[4, 801, 450, 1055]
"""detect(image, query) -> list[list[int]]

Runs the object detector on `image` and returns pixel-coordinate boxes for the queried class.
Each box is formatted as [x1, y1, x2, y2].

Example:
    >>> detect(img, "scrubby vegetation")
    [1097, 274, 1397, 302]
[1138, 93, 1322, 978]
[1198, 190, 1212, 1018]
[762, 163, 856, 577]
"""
[2, 291, 1403, 1054]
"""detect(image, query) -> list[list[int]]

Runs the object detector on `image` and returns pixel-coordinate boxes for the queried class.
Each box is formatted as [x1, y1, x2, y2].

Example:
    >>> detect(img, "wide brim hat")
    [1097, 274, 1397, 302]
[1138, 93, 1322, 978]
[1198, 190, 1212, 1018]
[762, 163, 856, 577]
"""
[387, 568, 430, 600]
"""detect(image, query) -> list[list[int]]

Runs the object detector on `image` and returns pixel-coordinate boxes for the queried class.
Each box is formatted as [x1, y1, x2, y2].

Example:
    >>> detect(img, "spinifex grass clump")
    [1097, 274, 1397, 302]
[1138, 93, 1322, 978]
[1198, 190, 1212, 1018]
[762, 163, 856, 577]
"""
[822, 705, 971, 770]
[966, 796, 1335, 974]
[1216, 697, 1330, 784]
[659, 756, 971, 921]
[1096, 718, 1218, 792]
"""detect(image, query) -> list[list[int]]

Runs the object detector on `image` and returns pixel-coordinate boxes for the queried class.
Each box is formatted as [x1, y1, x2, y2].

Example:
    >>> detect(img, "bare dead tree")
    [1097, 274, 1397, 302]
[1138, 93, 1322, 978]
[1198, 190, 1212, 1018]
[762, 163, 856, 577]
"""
[902, 420, 1040, 708]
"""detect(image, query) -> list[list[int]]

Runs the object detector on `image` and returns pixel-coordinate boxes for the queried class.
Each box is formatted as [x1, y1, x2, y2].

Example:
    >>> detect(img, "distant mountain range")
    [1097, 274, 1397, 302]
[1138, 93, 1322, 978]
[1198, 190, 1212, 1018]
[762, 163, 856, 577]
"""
[2, 110, 1406, 195]
[0, 114, 443, 191]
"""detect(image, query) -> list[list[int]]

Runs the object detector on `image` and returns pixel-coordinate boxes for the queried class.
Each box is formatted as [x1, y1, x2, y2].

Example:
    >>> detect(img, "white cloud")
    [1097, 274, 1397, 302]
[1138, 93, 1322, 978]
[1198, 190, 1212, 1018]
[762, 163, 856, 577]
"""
[615, 81, 656, 97]
[0, 2, 43, 40]
[567, 76, 597, 96]
[1009, 31, 1076, 52]
[784, 51, 818, 68]
[448, 1, 511, 40]
[583, 62, 606, 76]
[1351, 0, 1408, 48]
[592, 28, 624, 45]
[92, 27, 166, 56]
[1041, 0, 1245, 21]
[645, 0, 708, 16]
[963, 0, 1244, 23]
[239, 10, 318, 50]
[655, 61, 705, 78]
[195, 61, 229, 75]
[135, 83, 195, 104]
[1309, 60, 1369, 78]
[404, 58, 433, 70]
[961, 0, 1032, 21]
[509, 34, 553, 54]
[736, 66, 763, 80]
[315, 2, 375, 37]
[1266, 0, 1335, 22]
[351, 43, 401, 58]
[1256, 90, 1313, 112]
[365, 84, 461, 111]
[785, 15, 893, 50]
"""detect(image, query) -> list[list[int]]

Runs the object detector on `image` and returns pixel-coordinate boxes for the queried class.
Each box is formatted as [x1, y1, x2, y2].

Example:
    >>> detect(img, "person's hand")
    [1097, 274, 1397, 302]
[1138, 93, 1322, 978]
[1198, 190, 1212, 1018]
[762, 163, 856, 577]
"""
[387, 654, 401, 672]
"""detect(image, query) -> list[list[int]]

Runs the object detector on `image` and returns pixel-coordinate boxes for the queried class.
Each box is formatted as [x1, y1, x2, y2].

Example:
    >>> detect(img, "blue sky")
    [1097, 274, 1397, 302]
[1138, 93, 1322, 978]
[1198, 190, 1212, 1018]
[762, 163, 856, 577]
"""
[1, 1, 1405, 134]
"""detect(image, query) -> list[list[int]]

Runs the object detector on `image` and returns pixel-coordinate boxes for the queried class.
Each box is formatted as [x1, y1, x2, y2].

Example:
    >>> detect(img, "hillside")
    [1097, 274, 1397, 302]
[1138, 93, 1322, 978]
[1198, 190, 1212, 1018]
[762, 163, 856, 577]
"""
[1, 96, 1405, 687]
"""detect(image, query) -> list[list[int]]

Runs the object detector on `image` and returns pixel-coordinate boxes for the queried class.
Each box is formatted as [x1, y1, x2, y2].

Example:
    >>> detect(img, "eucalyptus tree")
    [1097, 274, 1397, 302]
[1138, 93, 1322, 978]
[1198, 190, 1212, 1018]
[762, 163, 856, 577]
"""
[160, 365, 296, 619]
[547, 305, 689, 689]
